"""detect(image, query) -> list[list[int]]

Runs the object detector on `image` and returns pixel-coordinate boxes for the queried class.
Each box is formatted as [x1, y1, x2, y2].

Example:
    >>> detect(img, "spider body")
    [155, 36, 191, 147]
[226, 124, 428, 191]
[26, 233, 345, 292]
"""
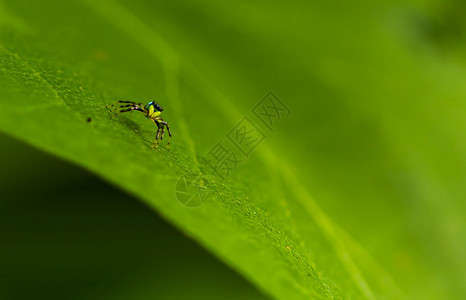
[106, 100, 172, 148]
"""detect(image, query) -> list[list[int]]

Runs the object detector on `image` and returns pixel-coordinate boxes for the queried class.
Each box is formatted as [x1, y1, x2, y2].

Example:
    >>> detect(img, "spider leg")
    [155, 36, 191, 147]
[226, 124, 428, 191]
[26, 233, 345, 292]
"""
[111, 108, 132, 118]
[111, 105, 143, 118]
[160, 125, 166, 140]
[151, 120, 162, 149]
[156, 125, 161, 140]
[161, 121, 172, 137]
[106, 100, 137, 109]
[109, 104, 132, 113]
[160, 121, 172, 150]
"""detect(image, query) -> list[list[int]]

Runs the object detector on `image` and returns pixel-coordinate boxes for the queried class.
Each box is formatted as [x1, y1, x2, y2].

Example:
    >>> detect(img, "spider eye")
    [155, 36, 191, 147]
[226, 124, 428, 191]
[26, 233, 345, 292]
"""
[145, 102, 154, 110]
[145, 101, 163, 112]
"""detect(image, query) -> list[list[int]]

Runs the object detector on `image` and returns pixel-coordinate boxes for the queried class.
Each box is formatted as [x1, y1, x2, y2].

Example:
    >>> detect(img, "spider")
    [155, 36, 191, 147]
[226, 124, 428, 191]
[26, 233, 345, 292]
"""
[106, 100, 172, 148]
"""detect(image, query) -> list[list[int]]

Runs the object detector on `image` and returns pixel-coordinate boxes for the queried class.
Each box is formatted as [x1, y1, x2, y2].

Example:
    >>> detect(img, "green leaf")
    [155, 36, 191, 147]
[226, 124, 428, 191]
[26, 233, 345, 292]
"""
[1, 0, 465, 299]
[0, 133, 269, 300]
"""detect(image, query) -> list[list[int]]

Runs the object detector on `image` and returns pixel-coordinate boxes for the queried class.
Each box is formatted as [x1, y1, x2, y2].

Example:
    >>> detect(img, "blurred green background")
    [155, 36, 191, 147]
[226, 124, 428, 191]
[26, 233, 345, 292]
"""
[1, 0, 466, 299]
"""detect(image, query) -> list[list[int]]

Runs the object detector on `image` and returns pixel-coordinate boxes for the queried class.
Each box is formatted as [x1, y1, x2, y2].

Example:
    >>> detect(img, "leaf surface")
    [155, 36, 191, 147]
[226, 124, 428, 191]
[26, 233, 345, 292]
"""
[1, 0, 465, 299]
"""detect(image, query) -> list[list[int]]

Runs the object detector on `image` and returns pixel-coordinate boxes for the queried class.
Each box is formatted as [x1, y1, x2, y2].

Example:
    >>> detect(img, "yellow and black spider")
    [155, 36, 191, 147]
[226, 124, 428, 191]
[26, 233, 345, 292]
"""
[106, 100, 172, 148]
